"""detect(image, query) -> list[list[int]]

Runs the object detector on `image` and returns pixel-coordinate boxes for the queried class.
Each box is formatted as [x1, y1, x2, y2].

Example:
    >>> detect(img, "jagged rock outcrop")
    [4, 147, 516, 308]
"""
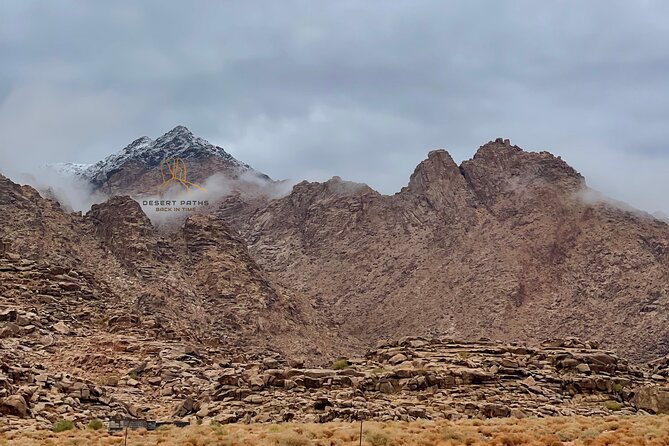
[402, 149, 478, 214]
[86, 196, 161, 269]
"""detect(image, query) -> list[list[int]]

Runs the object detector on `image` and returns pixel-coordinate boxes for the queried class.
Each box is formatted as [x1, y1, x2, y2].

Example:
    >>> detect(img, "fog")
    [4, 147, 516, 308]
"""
[2, 1, 669, 214]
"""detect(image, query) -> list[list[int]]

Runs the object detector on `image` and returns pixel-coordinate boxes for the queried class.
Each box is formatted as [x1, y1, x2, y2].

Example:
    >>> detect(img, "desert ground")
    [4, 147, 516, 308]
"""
[2, 416, 668, 446]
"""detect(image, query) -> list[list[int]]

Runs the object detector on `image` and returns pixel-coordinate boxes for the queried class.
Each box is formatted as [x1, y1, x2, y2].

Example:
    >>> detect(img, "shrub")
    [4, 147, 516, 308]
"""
[557, 429, 578, 442]
[274, 433, 310, 446]
[53, 420, 75, 432]
[604, 401, 622, 411]
[442, 428, 464, 441]
[581, 427, 602, 439]
[332, 359, 349, 370]
[365, 429, 389, 446]
[87, 418, 104, 430]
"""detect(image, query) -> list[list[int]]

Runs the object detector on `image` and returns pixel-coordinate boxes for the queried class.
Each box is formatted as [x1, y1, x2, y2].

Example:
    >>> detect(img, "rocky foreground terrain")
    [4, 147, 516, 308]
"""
[4, 416, 669, 446]
[1, 303, 669, 431]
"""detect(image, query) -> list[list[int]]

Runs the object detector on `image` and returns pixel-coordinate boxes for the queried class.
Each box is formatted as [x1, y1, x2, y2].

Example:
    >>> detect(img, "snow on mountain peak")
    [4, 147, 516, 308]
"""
[49, 162, 93, 176]
[68, 126, 250, 185]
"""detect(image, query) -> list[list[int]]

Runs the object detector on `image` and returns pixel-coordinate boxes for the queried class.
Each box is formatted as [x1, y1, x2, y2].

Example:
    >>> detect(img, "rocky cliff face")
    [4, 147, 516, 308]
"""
[221, 138, 669, 362]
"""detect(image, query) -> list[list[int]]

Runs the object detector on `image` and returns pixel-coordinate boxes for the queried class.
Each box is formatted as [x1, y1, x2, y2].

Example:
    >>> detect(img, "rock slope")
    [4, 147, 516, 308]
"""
[0, 173, 339, 361]
[220, 139, 669, 362]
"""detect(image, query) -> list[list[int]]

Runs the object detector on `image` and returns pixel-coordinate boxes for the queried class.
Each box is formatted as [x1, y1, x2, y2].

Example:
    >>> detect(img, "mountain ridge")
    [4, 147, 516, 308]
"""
[216, 138, 669, 362]
[7, 136, 669, 363]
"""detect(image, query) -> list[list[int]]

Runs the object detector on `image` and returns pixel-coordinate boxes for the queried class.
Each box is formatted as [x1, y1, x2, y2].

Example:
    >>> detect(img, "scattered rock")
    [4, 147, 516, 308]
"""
[52, 321, 72, 335]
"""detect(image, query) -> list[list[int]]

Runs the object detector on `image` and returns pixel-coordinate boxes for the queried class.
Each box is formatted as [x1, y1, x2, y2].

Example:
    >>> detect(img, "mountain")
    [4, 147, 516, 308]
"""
[53, 126, 271, 196]
[218, 138, 669, 362]
[3, 137, 669, 428]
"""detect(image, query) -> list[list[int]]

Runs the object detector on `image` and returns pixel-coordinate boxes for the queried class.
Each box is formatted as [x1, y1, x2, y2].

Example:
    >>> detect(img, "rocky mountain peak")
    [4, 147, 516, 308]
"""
[152, 125, 199, 152]
[165, 125, 193, 136]
[55, 126, 271, 195]
[459, 138, 586, 208]
[402, 149, 478, 211]
[405, 149, 461, 192]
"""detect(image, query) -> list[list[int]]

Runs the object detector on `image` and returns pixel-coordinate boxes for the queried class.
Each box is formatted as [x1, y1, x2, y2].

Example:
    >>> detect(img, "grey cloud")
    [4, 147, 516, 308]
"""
[1, 0, 669, 212]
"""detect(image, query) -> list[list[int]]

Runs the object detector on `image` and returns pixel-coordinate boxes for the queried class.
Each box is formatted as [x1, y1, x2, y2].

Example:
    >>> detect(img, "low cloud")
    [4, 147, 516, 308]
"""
[2, 1, 669, 215]
[139, 171, 294, 227]
[9, 166, 107, 213]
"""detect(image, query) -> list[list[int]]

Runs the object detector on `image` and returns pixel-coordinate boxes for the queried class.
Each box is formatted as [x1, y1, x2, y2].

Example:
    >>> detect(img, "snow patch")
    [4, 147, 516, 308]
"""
[56, 126, 252, 184]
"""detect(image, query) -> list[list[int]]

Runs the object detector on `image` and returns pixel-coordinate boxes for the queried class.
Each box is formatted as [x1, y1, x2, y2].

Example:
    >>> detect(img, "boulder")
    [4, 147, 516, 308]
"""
[388, 353, 408, 365]
[633, 386, 669, 414]
[0, 323, 20, 338]
[0, 394, 28, 417]
[482, 403, 511, 418]
[52, 321, 72, 335]
[174, 396, 198, 417]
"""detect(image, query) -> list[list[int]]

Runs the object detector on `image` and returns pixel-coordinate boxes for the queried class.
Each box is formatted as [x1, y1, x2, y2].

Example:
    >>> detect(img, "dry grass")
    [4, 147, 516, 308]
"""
[1, 415, 668, 446]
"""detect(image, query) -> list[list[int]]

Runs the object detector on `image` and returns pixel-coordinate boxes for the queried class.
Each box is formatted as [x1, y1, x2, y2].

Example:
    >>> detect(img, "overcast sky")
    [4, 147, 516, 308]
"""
[1, 1, 669, 213]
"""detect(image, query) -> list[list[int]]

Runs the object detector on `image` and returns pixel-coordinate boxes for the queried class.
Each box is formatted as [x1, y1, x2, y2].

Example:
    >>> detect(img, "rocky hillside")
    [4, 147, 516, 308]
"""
[0, 173, 340, 362]
[220, 138, 669, 362]
[2, 136, 669, 430]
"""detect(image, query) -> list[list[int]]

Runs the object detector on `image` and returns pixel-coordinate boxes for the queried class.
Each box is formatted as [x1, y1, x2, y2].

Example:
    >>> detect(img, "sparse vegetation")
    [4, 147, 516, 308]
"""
[4, 416, 668, 445]
[273, 433, 310, 446]
[605, 401, 623, 411]
[441, 427, 465, 441]
[52, 419, 74, 432]
[365, 429, 390, 446]
[611, 383, 624, 394]
[87, 419, 104, 430]
[332, 358, 349, 370]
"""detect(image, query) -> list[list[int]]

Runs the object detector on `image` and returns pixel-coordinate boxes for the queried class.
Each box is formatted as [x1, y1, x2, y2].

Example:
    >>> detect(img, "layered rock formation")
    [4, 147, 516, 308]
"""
[2, 329, 668, 431]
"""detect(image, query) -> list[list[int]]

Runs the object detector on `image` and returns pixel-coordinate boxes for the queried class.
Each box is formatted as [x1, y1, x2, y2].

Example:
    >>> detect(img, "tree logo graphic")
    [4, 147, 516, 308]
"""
[158, 157, 207, 193]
